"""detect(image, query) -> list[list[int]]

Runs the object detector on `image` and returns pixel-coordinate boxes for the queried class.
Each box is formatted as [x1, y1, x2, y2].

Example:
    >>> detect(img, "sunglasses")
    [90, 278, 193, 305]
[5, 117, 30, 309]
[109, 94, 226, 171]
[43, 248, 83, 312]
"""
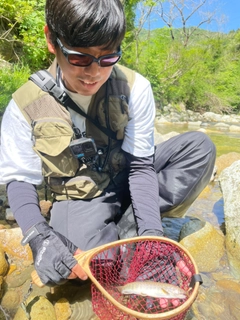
[56, 38, 122, 67]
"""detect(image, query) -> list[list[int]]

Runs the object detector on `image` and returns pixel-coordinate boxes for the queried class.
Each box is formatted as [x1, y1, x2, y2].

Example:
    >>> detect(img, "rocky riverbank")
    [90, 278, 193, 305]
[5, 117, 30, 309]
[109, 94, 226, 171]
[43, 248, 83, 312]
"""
[156, 105, 240, 133]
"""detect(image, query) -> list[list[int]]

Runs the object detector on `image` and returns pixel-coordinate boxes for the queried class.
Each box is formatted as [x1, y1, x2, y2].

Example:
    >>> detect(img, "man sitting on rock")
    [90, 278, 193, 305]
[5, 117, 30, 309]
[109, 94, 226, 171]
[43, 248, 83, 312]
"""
[0, 0, 216, 306]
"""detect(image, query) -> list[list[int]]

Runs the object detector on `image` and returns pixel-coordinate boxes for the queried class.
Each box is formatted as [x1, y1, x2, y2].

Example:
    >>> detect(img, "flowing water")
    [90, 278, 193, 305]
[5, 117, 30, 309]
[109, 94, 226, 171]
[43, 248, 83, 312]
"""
[156, 123, 240, 157]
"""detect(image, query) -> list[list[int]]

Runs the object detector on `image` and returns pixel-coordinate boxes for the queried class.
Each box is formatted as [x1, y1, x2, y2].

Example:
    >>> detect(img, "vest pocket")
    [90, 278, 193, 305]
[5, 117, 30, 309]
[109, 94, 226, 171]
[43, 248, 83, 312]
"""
[48, 169, 110, 200]
[32, 118, 79, 177]
[97, 95, 129, 140]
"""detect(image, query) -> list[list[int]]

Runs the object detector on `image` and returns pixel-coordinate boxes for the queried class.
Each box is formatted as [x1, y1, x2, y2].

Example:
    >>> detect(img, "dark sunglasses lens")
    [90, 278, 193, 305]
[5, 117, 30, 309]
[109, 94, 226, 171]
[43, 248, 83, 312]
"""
[100, 56, 120, 67]
[68, 54, 93, 66]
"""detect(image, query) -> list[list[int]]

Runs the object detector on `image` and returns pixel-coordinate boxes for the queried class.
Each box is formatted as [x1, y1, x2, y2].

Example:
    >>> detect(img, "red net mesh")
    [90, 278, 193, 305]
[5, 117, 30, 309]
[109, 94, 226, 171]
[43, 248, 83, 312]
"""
[89, 239, 197, 320]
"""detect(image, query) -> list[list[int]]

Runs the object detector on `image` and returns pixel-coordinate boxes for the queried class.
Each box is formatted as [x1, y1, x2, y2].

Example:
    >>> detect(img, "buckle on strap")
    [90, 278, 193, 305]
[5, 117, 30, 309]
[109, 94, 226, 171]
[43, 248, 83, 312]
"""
[30, 70, 68, 103]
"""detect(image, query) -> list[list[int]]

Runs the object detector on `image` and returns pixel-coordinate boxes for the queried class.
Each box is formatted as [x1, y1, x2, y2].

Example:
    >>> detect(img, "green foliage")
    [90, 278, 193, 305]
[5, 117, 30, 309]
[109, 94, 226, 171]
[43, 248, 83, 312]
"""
[122, 0, 139, 33]
[0, 63, 30, 113]
[17, 1, 49, 69]
[0, 0, 50, 70]
[123, 27, 240, 113]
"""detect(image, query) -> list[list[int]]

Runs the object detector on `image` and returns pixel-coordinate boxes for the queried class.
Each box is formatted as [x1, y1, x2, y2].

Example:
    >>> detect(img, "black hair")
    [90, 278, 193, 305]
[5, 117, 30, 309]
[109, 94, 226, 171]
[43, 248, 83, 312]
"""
[45, 0, 126, 50]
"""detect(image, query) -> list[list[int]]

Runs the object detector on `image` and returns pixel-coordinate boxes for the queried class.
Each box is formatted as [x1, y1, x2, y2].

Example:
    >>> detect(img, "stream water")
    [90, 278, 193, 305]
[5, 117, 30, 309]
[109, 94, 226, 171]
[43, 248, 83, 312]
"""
[155, 122, 240, 157]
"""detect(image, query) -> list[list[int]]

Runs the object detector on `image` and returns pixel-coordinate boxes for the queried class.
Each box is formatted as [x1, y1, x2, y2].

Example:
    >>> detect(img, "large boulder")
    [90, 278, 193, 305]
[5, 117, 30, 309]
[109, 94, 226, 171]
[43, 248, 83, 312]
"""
[215, 152, 240, 176]
[13, 295, 56, 320]
[219, 160, 240, 278]
[0, 228, 32, 265]
[179, 220, 225, 272]
[0, 247, 8, 276]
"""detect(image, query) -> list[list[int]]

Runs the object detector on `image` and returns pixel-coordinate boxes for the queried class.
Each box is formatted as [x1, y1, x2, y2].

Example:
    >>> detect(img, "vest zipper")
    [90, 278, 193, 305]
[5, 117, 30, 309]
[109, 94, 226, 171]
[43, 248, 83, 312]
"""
[99, 80, 112, 173]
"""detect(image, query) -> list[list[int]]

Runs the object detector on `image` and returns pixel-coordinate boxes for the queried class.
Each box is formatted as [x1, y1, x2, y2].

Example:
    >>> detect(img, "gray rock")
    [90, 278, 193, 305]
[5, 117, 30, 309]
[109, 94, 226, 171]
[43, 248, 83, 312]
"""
[5, 208, 15, 221]
[179, 217, 205, 241]
[219, 160, 240, 278]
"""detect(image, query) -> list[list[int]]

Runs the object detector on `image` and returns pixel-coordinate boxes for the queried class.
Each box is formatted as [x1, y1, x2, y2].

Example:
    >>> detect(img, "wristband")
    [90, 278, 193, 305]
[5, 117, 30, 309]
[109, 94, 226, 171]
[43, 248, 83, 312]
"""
[21, 224, 41, 246]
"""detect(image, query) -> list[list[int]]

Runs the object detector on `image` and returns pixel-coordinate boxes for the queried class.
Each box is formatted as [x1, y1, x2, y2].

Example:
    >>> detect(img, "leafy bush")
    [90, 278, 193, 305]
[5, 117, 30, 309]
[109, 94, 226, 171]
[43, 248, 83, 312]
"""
[0, 63, 31, 113]
[0, 0, 50, 70]
[124, 28, 240, 114]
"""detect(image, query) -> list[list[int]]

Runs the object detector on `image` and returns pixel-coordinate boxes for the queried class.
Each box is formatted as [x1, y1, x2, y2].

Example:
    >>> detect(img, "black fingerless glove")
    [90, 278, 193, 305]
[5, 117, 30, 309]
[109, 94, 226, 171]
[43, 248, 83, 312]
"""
[22, 221, 78, 286]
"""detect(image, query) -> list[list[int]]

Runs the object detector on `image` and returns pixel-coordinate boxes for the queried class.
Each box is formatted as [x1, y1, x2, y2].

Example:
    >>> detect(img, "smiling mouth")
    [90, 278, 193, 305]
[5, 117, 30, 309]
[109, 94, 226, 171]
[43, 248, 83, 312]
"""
[80, 79, 99, 85]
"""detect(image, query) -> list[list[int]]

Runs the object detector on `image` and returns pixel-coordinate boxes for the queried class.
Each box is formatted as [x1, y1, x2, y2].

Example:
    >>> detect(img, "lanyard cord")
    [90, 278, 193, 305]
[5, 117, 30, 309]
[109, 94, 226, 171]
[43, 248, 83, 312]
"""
[100, 79, 112, 172]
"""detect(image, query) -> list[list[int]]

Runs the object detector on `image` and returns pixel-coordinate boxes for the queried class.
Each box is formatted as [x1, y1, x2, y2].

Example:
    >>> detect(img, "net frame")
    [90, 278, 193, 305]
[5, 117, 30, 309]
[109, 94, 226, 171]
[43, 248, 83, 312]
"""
[84, 237, 199, 319]
[32, 236, 200, 319]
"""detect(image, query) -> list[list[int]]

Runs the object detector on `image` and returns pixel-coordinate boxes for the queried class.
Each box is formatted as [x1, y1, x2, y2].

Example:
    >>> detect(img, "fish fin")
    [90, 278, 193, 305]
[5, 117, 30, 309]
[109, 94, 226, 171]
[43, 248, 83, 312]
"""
[162, 288, 169, 295]
[140, 292, 147, 296]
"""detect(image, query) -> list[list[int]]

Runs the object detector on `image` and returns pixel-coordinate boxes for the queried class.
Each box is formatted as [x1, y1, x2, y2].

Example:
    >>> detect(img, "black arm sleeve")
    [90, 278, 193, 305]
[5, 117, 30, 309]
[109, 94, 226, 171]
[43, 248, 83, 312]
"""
[124, 151, 163, 236]
[7, 181, 45, 234]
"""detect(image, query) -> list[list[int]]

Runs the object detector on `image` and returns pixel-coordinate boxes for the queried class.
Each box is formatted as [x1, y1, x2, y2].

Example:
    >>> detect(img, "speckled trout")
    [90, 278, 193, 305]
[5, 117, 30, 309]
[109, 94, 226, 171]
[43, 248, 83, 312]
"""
[117, 281, 187, 299]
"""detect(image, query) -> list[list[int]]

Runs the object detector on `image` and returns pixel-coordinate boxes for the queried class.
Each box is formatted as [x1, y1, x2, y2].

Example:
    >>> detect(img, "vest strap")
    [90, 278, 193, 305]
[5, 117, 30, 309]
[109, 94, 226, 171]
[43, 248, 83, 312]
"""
[29, 70, 117, 140]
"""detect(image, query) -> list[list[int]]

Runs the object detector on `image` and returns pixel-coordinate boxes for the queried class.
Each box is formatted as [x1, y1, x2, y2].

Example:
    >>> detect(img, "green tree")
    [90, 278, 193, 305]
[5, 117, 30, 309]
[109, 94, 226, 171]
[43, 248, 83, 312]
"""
[0, 63, 30, 113]
[0, 0, 50, 69]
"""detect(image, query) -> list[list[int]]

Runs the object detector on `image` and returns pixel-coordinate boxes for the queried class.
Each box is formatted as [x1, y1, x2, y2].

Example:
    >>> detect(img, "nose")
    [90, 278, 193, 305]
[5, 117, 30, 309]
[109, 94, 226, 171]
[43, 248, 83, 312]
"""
[84, 61, 101, 77]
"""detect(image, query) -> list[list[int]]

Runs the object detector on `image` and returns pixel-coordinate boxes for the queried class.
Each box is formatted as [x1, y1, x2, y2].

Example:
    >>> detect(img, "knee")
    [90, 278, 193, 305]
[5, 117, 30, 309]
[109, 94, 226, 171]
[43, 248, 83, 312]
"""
[190, 131, 216, 181]
[197, 131, 216, 160]
[186, 131, 216, 159]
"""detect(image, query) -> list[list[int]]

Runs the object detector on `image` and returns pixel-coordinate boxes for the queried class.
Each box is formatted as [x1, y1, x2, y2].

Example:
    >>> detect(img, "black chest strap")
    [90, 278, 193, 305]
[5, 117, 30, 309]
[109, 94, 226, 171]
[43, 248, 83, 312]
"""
[29, 70, 117, 140]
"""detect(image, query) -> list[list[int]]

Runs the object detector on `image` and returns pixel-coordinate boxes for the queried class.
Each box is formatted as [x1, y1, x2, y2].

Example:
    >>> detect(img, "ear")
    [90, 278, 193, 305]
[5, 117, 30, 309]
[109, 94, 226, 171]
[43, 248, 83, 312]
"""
[44, 25, 56, 54]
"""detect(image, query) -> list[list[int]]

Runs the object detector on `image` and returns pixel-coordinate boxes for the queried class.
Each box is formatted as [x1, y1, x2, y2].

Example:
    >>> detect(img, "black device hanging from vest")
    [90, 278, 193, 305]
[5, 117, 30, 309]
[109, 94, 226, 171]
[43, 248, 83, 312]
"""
[29, 69, 118, 140]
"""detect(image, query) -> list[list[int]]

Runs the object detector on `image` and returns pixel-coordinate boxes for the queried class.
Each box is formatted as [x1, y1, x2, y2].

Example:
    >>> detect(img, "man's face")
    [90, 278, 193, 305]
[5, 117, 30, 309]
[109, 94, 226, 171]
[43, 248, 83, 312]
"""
[45, 28, 116, 96]
[55, 42, 114, 96]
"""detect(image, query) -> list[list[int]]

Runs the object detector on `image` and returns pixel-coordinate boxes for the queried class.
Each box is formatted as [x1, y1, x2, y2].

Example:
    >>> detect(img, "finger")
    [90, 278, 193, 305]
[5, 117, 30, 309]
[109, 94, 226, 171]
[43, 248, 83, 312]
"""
[66, 248, 88, 280]
[159, 298, 168, 308]
[74, 248, 82, 256]
[176, 260, 192, 278]
[68, 261, 88, 281]
[67, 271, 79, 280]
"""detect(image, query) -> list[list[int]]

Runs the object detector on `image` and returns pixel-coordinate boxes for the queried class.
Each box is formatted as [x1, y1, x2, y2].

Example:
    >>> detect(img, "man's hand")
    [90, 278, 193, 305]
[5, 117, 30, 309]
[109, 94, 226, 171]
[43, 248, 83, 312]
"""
[68, 248, 88, 280]
[22, 222, 88, 286]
